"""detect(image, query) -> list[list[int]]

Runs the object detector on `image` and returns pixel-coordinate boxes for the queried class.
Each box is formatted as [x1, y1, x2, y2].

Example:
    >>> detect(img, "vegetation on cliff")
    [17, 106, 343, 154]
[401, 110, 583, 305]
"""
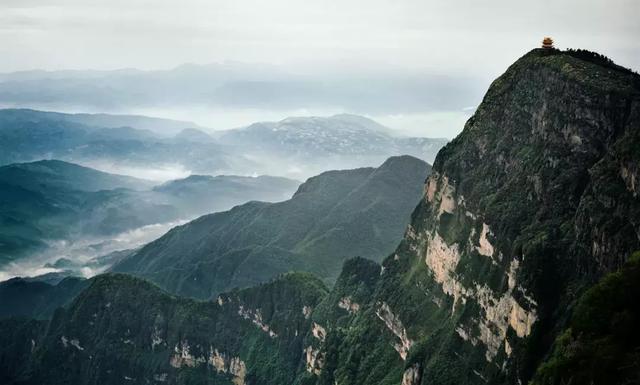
[532, 251, 640, 385]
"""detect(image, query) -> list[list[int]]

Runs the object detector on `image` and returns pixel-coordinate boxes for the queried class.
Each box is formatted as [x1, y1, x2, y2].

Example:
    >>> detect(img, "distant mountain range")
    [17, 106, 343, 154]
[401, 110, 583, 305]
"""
[0, 109, 447, 178]
[217, 114, 446, 176]
[0, 108, 200, 136]
[0, 108, 244, 177]
[0, 63, 484, 114]
[0, 159, 299, 276]
[113, 155, 430, 299]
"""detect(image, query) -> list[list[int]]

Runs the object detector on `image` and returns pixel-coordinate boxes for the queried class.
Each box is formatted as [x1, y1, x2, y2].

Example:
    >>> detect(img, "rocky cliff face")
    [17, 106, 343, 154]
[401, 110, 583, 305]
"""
[0, 273, 327, 385]
[296, 49, 640, 385]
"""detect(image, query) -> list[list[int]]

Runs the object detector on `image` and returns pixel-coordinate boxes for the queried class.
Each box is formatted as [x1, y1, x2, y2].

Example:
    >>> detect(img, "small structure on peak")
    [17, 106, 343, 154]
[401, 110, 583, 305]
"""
[541, 37, 554, 49]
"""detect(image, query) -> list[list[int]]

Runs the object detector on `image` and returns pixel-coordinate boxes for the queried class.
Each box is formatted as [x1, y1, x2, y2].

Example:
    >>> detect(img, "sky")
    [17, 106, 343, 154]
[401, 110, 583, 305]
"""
[0, 0, 638, 137]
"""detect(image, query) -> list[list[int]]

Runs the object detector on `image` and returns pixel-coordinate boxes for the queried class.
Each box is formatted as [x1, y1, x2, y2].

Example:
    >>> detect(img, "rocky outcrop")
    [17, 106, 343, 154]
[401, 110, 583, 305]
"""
[476, 223, 495, 258]
[302, 305, 313, 319]
[168, 343, 247, 385]
[376, 302, 413, 360]
[151, 324, 164, 349]
[311, 322, 326, 342]
[208, 348, 247, 385]
[338, 296, 360, 314]
[304, 346, 324, 375]
[170, 340, 204, 368]
[238, 305, 277, 337]
[60, 336, 85, 351]
[423, 231, 464, 309]
[401, 364, 421, 385]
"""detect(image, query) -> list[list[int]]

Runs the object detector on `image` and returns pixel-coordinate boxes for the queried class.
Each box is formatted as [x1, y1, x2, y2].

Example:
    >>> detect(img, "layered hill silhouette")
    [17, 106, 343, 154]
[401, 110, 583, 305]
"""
[0, 160, 299, 271]
[0, 109, 447, 178]
[114, 155, 431, 299]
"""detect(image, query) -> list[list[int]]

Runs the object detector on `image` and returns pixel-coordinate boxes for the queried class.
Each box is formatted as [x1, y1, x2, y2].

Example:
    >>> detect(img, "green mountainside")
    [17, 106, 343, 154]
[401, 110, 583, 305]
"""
[0, 276, 89, 319]
[113, 155, 430, 299]
[0, 272, 328, 385]
[0, 160, 173, 263]
[0, 160, 299, 267]
[0, 48, 638, 385]
[532, 252, 640, 385]
[302, 48, 639, 385]
[0, 159, 154, 192]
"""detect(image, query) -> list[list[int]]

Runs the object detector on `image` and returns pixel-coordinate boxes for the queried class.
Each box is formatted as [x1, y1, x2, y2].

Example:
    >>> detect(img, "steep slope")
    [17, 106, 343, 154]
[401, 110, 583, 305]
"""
[297, 48, 640, 385]
[0, 272, 328, 385]
[114, 156, 430, 299]
[531, 251, 640, 385]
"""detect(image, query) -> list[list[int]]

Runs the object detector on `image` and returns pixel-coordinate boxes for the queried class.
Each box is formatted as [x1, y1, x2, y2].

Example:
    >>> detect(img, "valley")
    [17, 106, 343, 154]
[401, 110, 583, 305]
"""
[0, 48, 638, 385]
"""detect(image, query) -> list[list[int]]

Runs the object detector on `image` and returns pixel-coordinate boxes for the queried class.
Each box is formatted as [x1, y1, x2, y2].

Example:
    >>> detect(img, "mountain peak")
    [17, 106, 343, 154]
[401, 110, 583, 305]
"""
[113, 155, 430, 298]
[493, 48, 640, 96]
[173, 127, 214, 142]
[378, 154, 428, 170]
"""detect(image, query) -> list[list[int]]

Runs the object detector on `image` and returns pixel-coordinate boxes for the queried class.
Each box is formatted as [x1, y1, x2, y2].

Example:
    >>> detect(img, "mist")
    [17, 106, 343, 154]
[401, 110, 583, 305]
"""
[0, 219, 188, 281]
[0, 63, 484, 138]
[78, 160, 192, 182]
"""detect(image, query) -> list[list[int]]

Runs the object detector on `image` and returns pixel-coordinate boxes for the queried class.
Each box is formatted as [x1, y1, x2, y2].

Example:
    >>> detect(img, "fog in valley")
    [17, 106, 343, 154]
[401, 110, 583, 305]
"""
[0, 220, 187, 282]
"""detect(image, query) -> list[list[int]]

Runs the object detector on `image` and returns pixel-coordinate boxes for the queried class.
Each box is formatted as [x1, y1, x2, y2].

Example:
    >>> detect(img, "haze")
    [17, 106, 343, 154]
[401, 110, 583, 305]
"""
[1, 0, 638, 137]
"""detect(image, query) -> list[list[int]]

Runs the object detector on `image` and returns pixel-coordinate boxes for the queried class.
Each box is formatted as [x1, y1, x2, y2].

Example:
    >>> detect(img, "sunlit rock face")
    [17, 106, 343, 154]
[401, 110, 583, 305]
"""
[401, 364, 421, 385]
[337, 296, 360, 314]
[238, 305, 278, 337]
[208, 348, 247, 385]
[418, 172, 539, 363]
[168, 343, 247, 385]
[304, 345, 325, 375]
[375, 302, 413, 360]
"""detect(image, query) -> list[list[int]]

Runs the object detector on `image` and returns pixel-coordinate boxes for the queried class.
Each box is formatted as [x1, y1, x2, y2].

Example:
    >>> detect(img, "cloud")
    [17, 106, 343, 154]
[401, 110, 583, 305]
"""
[78, 161, 192, 182]
[0, 219, 189, 281]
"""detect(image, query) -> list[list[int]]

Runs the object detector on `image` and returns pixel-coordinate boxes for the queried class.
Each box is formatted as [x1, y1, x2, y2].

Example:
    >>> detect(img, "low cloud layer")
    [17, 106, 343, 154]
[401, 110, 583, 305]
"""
[0, 219, 189, 281]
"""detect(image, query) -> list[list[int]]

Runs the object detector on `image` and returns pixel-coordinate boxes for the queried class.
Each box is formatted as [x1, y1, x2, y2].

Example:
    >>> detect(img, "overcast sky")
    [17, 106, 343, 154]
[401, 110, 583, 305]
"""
[0, 0, 638, 137]
[1, 0, 637, 74]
